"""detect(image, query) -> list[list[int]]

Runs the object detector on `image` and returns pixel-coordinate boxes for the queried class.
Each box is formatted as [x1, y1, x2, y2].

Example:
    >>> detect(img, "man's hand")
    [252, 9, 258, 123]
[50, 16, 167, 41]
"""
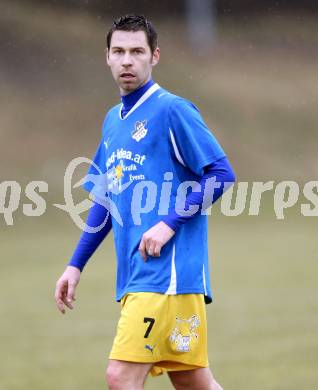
[139, 221, 175, 261]
[55, 266, 81, 314]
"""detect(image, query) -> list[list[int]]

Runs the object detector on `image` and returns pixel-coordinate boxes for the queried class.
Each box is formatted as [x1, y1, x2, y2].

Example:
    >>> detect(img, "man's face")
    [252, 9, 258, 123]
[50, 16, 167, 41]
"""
[106, 30, 160, 95]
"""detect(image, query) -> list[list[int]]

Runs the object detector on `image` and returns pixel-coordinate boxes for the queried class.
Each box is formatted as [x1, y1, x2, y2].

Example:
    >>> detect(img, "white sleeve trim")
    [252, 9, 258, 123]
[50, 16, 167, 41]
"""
[169, 128, 186, 167]
[165, 243, 177, 295]
[202, 263, 207, 296]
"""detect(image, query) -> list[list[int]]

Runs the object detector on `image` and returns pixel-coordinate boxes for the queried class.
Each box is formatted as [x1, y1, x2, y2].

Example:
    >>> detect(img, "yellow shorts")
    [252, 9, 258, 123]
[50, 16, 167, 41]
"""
[109, 292, 209, 376]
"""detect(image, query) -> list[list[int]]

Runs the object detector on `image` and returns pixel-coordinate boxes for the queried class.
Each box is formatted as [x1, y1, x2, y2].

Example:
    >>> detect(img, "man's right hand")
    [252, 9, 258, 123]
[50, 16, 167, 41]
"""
[55, 266, 81, 314]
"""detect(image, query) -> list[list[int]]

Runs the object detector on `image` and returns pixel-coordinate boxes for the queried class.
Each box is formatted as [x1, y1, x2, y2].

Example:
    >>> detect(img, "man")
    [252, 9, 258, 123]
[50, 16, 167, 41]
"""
[55, 14, 235, 390]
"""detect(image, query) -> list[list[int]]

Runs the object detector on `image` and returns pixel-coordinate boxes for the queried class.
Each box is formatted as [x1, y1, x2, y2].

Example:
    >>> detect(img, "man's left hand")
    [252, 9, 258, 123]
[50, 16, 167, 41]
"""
[138, 221, 175, 261]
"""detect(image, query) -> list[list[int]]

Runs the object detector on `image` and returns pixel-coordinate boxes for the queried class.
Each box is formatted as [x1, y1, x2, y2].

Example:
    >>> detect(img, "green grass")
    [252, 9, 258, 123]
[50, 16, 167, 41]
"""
[1, 213, 317, 389]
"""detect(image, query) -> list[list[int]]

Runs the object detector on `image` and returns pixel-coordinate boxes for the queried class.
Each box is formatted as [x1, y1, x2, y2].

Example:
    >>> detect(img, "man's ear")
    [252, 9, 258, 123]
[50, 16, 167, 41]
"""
[105, 48, 110, 66]
[151, 47, 160, 66]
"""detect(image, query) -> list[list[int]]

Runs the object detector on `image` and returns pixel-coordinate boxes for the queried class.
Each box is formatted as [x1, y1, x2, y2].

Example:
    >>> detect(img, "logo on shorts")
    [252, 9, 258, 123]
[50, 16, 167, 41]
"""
[169, 315, 200, 353]
[145, 344, 155, 354]
[132, 120, 148, 142]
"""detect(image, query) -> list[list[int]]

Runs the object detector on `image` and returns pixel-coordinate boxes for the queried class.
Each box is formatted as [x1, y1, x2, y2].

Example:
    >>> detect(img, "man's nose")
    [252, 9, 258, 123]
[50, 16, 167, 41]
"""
[122, 52, 133, 66]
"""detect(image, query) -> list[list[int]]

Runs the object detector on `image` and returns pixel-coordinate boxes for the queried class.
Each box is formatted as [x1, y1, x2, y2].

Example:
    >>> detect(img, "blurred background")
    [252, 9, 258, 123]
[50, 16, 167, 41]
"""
[1, 1, 317, 389]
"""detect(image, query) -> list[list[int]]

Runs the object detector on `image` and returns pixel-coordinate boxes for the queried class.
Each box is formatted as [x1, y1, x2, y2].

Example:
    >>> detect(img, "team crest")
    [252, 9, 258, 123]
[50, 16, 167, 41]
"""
[169, 315, 200, 352]
[132, 120, 148, 142]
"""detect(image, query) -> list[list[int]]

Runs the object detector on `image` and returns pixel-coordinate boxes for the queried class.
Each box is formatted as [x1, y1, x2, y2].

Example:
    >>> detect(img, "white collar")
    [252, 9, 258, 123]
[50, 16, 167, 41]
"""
[119, 83, 160, 120]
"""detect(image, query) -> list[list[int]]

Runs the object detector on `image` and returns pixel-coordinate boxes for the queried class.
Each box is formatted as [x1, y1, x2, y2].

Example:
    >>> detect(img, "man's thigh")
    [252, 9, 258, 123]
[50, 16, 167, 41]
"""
[168, 367, 217, 390]
[106, 359, 153, 387]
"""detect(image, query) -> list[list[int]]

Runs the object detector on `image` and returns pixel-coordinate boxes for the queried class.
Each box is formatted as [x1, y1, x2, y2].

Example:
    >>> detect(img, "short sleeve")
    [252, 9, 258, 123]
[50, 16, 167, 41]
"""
[168, 98, 226, 176]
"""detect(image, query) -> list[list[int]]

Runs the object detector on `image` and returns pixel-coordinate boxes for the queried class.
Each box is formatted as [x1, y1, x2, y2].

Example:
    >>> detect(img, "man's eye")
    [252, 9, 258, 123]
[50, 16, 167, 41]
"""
[134, 49, 143, 54]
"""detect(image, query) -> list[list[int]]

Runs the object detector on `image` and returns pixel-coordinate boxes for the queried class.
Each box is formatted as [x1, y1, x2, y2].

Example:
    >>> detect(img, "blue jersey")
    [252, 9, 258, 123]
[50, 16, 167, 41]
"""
[83, 83, 226, 303]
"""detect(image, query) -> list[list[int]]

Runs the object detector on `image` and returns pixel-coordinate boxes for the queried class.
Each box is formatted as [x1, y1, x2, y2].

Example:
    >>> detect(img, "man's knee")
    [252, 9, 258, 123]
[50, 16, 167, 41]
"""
[106, 363, 123, 390]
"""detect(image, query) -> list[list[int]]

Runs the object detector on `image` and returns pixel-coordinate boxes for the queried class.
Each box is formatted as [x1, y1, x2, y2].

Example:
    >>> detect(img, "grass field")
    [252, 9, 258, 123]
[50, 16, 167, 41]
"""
[1, 210, 317, 389]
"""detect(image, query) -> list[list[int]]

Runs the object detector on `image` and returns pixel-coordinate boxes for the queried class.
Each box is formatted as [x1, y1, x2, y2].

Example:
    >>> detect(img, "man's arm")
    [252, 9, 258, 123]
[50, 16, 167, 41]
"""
[139, 156, 236, 260]
[55, 201, 112, 314]
[162, 156, 236, 231]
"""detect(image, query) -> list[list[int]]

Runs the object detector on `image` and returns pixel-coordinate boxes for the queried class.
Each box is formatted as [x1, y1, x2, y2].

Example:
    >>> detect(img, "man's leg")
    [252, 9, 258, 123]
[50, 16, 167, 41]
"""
[106, 359, 153, 390]
[168, 367, 223, 390]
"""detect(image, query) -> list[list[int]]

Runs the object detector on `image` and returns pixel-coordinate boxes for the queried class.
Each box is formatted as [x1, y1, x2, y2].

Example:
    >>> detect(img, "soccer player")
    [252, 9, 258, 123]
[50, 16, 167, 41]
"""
[55, 14, 235, 390]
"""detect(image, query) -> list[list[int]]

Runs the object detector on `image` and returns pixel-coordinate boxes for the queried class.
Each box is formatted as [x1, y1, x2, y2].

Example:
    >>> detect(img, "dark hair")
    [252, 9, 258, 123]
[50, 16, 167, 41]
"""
[106, 14, 158, 53]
